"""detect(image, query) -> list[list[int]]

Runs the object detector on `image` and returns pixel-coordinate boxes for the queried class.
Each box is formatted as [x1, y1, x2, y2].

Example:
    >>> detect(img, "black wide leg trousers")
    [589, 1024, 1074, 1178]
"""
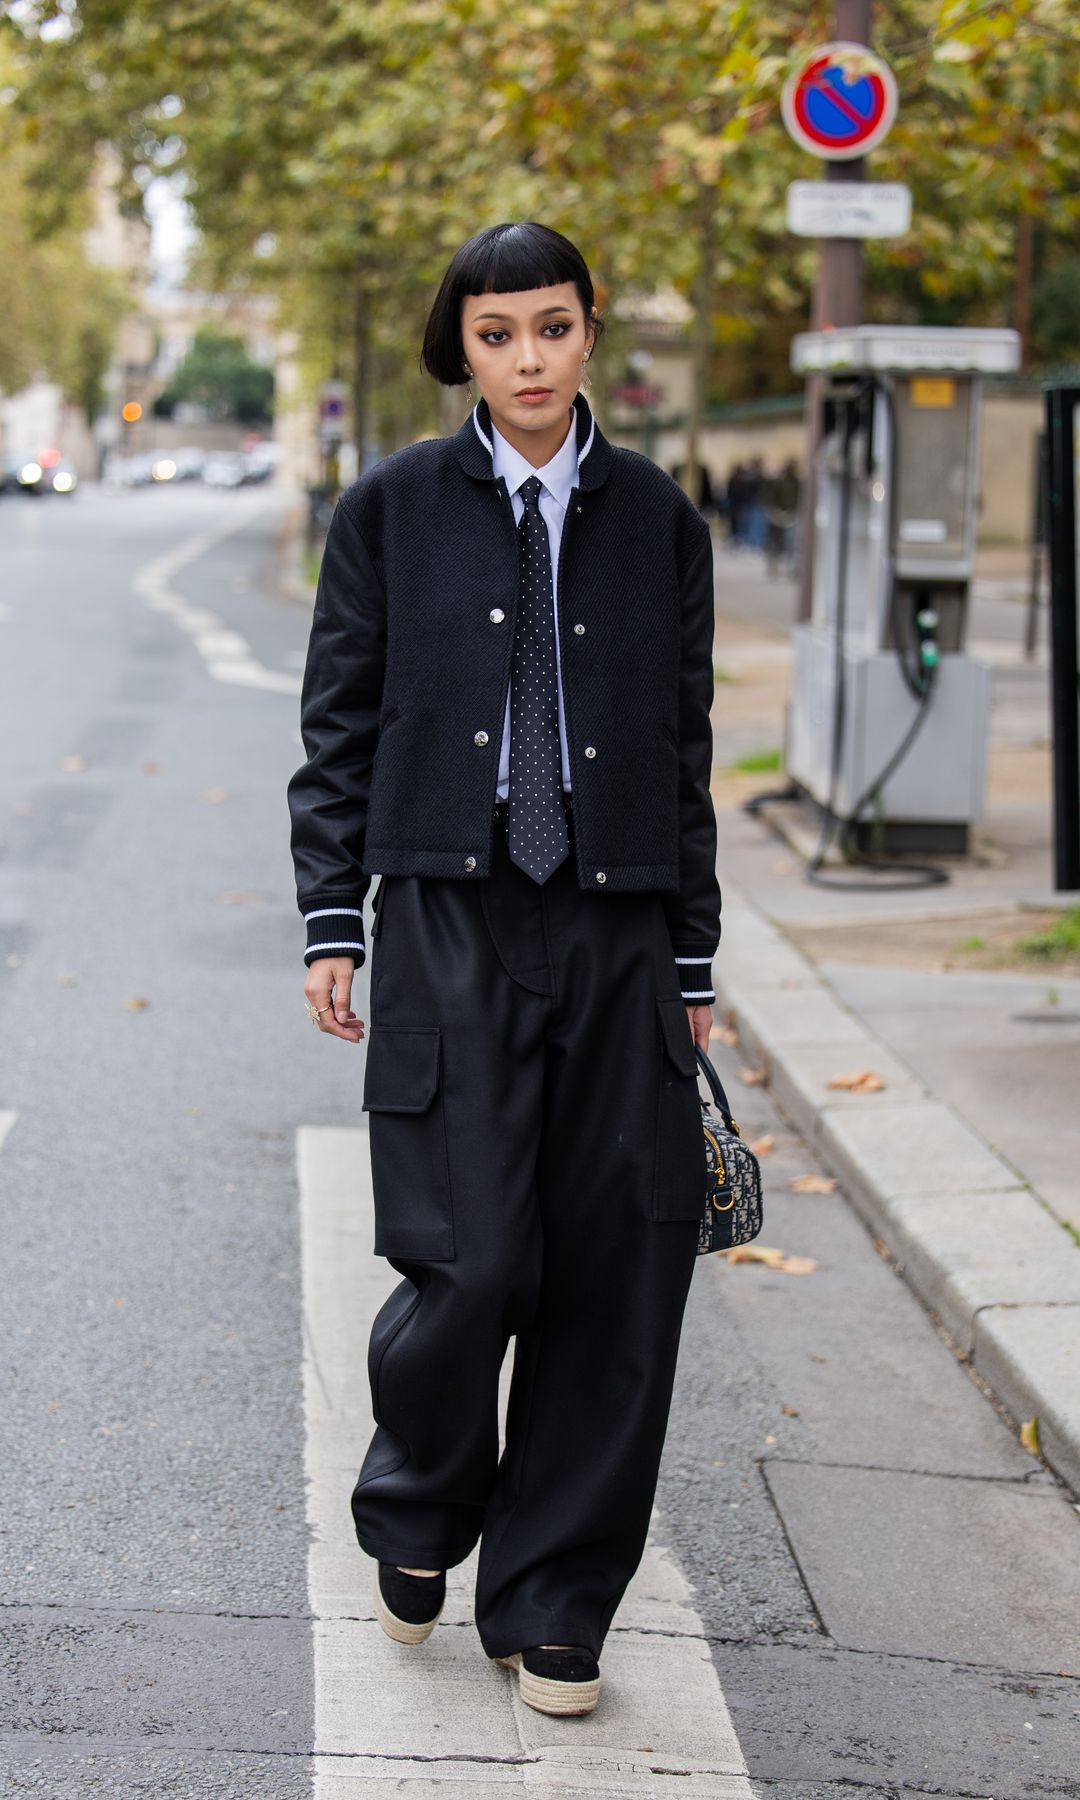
[352, 797, 706, 1661]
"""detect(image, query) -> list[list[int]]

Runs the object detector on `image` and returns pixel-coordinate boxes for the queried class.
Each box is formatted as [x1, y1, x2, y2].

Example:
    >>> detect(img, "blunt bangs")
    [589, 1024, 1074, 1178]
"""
[420, 221, 604, 387]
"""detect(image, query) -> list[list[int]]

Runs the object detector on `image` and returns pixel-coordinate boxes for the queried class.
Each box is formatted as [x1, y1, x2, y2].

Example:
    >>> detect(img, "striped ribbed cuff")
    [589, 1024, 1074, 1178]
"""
[303, 906, 367, 968]
[673, 953, 716, 1005]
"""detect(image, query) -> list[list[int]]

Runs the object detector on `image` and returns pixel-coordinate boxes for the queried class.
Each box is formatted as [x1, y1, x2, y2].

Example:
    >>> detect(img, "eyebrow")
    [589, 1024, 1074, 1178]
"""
[472, 305, 575, 322]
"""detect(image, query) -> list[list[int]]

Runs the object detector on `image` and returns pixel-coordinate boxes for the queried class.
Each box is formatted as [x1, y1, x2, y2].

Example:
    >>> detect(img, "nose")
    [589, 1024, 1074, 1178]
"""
[517, 337, 545, 373]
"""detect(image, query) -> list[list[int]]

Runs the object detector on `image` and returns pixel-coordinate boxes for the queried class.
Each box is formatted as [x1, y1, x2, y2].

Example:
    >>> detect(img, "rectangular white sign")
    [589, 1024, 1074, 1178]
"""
[786, 181, 912, 239]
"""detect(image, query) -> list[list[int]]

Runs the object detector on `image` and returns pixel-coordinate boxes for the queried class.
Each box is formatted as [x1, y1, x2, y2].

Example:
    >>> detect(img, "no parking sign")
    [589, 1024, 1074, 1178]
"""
[782, 42, 898, 161]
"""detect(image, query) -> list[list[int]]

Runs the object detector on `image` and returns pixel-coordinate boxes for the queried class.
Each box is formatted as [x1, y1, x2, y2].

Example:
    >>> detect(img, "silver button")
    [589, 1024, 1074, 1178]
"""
[584, 745, 596, 759]
[595, 870, 606, 884]
[464, 856, 477, 871]
[474, 730, 489, 746]
[573, 622, 585, 635]
[489, 608, 505, 624]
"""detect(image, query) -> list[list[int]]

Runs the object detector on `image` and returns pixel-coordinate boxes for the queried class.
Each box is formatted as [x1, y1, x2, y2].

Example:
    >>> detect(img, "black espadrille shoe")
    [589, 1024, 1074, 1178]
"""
[373, 1564, 446, 1645]
[494, 1645, 601, 1715]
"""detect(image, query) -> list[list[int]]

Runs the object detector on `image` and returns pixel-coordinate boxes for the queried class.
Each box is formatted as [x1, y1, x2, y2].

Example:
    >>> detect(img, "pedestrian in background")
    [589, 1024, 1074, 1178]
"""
[764, 457, 801, 576]
[287, 220, 719, 1718]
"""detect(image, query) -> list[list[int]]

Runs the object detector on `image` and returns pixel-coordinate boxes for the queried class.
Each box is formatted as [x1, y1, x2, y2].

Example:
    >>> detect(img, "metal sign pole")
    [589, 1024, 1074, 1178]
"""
[795, 2, 872, 623]
[1044, 387, 1080, 891]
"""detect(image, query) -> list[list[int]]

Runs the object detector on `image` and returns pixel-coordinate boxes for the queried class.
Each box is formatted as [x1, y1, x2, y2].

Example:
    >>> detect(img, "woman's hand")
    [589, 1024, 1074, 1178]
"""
[686, 1002, 712, 1054]
[305, 956, 364, 1044]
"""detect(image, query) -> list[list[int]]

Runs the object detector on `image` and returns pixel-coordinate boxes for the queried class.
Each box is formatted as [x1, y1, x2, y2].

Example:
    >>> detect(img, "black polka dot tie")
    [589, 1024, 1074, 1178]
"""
[507, 475, 570, 883]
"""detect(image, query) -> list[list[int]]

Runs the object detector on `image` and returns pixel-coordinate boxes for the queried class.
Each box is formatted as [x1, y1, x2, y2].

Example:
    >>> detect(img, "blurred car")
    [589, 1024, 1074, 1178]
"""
[242, 441, 281, 484]
[108, 452, 157, 487]
[1, 451, 78, 495]
[202, 453, 247, 489]
[172, 446, 206, 481]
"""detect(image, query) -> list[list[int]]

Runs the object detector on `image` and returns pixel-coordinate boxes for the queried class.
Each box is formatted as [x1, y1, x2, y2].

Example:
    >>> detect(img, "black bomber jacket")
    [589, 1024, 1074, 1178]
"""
[287, 392, 721, 1002]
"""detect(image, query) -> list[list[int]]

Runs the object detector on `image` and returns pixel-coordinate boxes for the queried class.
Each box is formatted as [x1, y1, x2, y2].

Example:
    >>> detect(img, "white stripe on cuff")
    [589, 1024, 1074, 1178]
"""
[680, 989, 716, 1000]
[304, 907, 364, 921]
[674, 955, 715, 963]
[305, 940, 365, 954]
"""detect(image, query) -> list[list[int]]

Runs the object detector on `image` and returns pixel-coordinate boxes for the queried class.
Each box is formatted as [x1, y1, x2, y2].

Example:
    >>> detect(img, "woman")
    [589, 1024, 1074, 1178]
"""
[288, 221, 720, 1717]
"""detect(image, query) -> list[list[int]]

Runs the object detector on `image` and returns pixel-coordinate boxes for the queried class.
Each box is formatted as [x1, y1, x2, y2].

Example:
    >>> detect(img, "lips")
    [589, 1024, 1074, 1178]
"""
[516, 388, 552, 398]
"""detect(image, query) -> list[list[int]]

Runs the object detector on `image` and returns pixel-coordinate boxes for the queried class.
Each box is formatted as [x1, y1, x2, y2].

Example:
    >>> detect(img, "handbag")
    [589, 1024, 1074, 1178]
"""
[694, 1045, 765, 1254]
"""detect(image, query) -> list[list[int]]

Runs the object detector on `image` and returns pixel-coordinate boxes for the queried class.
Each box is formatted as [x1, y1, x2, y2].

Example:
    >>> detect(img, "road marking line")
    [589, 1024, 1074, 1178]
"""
[298, 1124, 754, 1796]
[0, 1112, 16, 1153]
[133, 510, 302, 696]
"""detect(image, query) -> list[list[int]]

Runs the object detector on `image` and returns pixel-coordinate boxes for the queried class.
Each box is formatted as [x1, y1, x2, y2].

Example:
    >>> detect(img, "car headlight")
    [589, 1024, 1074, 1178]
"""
[19, 462, 43, 485]
[52, 470, 77, 493]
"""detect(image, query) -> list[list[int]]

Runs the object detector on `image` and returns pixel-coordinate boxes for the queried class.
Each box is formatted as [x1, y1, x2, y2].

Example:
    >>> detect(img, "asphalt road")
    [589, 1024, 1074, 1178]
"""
[1, 483, 1077, 1798]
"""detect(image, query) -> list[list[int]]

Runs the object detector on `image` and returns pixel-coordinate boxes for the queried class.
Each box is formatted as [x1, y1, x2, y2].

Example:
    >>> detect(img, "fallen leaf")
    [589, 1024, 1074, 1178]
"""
[781, 1404, 800, 1417]
[217, 890, 259, 906]
[1020, 1417, 1041, 1456]
[57, 973, 79, 988]
[764, 1434, 778, 1446]
[748, 1133, 775, 1155]
[808, 1353, 827, 1364]
[141, 760, 160, 775]
[710, 1024, 738, 1047]
[198, 787, 228, 804]
[60, 754, 87, 773]
[826, 1069, 885, 1093]
[790, 1173, 837, 1194]
[5, 953, 22, 967]
[717, 1245, 817, 1275]
[125, 996, 151, 1011]
[738, 1065, 768, 1087]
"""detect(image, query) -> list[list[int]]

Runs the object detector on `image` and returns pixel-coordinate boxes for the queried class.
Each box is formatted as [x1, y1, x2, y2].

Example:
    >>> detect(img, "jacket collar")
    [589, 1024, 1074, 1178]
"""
[453, 390, 614, 493]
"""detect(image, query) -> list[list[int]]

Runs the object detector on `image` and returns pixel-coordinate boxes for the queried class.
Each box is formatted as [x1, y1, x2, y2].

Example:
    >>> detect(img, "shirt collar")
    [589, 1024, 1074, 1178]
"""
[455, 390, 612, 492]
[480, 405, 592, 510]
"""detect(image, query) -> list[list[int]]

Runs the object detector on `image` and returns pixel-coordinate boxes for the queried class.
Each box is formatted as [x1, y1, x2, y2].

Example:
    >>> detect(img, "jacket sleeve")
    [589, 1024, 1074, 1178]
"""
[286, 495, 387, 967]
[662, 512, 721, 1003]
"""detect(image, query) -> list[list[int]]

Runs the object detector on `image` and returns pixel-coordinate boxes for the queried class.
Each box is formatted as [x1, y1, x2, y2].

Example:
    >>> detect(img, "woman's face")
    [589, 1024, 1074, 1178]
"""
[460, 282, 595, 440]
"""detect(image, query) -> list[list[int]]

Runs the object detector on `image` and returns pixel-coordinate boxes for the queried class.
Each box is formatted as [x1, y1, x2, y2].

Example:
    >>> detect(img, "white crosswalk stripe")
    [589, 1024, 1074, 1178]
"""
[297, 1125, 755, 1797]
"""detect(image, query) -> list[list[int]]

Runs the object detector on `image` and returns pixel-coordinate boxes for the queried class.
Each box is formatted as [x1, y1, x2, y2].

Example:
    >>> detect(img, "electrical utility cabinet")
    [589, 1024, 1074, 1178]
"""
[786, 325, 1021, 853]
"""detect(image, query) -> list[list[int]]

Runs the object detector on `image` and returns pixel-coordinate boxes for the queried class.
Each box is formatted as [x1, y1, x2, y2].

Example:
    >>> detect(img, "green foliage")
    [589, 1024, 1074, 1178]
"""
[3, 1, 1080, 429]
[154, 327, 274, 423]
[731, 747, 783, 774]
[1014, 908, 1080, 962]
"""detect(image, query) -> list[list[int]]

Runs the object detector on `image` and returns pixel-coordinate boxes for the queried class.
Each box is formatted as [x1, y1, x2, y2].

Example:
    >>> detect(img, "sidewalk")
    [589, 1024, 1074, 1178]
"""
[708, 549, 1080, 1495]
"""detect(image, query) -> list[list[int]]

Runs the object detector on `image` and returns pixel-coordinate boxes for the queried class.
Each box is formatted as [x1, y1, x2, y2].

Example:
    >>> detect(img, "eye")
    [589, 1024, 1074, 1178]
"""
[479, 330, 509, 344]
[543, 322, 571, 337]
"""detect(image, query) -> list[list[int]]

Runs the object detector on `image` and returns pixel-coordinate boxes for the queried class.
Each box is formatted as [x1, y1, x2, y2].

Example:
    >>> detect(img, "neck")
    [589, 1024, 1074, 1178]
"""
[486, 401, 576, 470]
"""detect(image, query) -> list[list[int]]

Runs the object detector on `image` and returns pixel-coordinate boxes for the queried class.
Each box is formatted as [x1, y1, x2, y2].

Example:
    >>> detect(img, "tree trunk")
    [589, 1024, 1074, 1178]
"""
[1014, 209, 1034, 366]
[352, 277, 369, 473]
[681, 199, 715, 506]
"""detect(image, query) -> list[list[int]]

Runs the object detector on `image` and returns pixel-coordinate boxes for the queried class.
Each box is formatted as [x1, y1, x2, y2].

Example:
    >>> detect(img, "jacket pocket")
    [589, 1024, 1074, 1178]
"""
[652, 995, 707, 1222]
[362, 1024, 455, 1260]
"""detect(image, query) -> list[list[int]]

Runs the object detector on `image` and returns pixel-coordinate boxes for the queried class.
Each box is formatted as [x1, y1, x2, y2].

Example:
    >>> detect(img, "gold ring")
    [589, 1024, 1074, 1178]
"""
[306, 1000, 332, 1023]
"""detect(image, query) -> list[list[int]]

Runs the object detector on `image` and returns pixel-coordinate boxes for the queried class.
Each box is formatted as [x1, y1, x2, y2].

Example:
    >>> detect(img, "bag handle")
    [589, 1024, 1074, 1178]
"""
[694, 1044, 739, 1134]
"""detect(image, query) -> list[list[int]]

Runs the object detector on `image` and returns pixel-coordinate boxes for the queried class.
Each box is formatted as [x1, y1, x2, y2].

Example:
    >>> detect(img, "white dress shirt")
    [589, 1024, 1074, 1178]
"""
[485, 408, 592, 803]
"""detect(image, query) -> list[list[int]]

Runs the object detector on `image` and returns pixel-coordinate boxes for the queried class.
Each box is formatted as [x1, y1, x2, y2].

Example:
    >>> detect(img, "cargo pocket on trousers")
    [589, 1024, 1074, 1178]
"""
[652, 995, 708, 1222]
[361, 1024, 455, 1260]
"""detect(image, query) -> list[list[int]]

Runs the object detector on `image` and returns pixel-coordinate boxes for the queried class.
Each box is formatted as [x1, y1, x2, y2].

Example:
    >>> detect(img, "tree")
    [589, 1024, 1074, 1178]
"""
[154, 327, 274, 423]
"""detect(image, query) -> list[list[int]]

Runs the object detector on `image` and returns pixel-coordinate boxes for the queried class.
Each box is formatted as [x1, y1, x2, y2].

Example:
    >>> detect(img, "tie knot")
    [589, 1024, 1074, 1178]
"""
[520, 475, 543, 511]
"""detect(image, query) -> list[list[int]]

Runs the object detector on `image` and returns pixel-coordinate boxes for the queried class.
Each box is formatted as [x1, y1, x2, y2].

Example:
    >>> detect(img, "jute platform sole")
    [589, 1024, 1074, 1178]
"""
[373, 1570, 443, 1645]
[492, 1652, 601, 1716]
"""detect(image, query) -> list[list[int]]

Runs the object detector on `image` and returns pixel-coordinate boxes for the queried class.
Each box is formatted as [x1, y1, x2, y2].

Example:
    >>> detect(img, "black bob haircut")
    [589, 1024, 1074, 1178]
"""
[421, 221, 605, 387]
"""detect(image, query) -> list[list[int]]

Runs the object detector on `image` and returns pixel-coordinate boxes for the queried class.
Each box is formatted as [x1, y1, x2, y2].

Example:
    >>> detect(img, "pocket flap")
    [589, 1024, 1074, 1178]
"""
[656, 995, 698, 1079]
[362, 1025, 441, 1113]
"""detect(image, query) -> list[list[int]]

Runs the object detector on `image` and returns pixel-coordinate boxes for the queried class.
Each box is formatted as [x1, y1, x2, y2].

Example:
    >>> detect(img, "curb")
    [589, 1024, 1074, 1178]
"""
[713, 881, 1080, 1499]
